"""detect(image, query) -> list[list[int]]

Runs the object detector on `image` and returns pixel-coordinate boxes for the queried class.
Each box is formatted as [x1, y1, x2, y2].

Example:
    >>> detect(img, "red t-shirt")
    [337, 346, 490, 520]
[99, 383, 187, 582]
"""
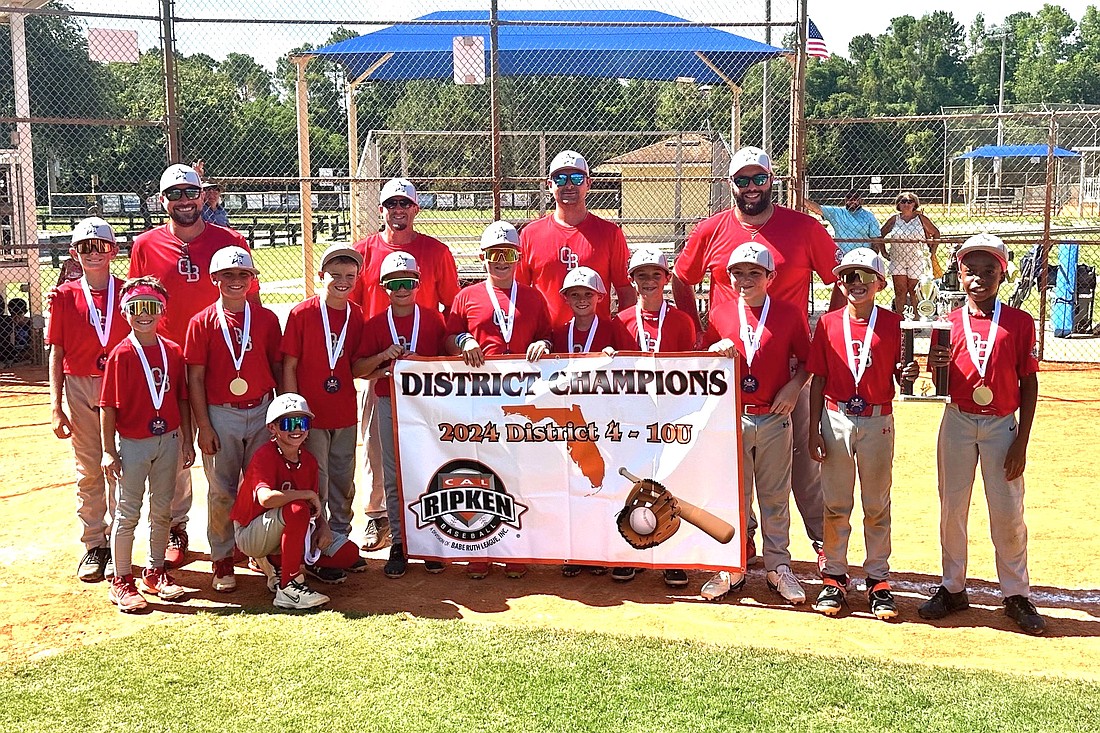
[675, 206, 840, 322]
[807, 306, 903, 405]
[349, 233, 461, 318]
[945, 303, 1038, 416]
[230, 441, 320, 527]
[615, 304, 697, 353]
[184, 302, 282, 405]
[702, 297, 811, 407]
[280, 297, 366, 429]
[361, 306, 449, 397]
[517, 213, 631, 326]
[46, 276, 131, 376]
[100, 336, 188, 439]
[128, 223, 258, 345]
[550, 315, 635, 354]
[446, 281, 552, 356]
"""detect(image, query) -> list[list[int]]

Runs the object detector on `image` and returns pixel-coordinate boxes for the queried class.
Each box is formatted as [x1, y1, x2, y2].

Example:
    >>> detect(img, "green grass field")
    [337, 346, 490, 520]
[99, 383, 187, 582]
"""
[2, 612, 1098, 732]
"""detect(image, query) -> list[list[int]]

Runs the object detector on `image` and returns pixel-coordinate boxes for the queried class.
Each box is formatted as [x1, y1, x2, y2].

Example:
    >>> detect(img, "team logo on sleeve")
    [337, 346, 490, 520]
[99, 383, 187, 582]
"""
[411, 459, 528, 548]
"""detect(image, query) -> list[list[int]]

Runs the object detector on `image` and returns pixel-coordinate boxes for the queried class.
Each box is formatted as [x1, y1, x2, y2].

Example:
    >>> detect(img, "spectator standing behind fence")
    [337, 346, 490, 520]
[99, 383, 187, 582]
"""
[128, 163, 261, 570]
[516, 149, 635, 326]
[348, 177, 461, 556]
[806, 190, 881, 255]
[672, 146, 845, 575]
[201, 182, 229, 227]
[880, 192, 940, 316]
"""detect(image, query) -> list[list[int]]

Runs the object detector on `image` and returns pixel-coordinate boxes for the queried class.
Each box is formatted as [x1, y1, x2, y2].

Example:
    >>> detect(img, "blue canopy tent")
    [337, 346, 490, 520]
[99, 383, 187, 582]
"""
[950, 145, 1081, 216]
[954, 145, 1080, 160]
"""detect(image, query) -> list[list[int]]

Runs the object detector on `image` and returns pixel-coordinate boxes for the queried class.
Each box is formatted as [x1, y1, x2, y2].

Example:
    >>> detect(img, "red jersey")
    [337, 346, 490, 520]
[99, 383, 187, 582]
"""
[100, 336, 187, 440]
[230, 441, 320, 527]
[675, 206, 840, 322]
[184, 302, 282, 405]
[945, 302, 1038, 416]
[446, 281, 552, 356]
[702, 297, 811, 407]
[807, 306, 903, 405]
[517, 213, 631, 326]
[281, 297, 366, 429]
[616, 304, 697, 353]
[350, 233, 461, 318]
[361, 306, 448, 397]
[128, 223, 258, 344]
[550, 315, 634, 354]
[46, 276, 130, 376]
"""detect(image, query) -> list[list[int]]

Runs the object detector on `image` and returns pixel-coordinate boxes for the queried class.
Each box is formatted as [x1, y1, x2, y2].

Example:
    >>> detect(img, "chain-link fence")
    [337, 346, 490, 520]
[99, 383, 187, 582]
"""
[1, 1, 1097, 364]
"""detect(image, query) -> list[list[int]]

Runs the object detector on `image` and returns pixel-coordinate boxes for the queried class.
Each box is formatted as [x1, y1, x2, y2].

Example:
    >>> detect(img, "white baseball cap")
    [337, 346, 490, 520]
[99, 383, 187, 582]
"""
[266, 392, 315, 423]
[728, 146, 773, 177]
[320, 243, 364, 270]
[210, 246, 259, 276]
[628, 248, 670, 275]
[549, 150, 589, 177]
[379, 250, 420, 281]
[480, 220, 520, 250]
[559, 266, 606, 295]
[380, 178, 418, 205]
[727, 242, 775, 272]
[956, 232, 1009, 270]
[71, 217, 116, 246]
[833, 247, 887, 279]
[159, 164, 202, 193]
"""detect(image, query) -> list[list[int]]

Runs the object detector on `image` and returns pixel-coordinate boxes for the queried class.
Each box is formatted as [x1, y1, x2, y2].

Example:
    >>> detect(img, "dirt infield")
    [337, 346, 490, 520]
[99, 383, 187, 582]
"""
[2, 364, 1097, 678]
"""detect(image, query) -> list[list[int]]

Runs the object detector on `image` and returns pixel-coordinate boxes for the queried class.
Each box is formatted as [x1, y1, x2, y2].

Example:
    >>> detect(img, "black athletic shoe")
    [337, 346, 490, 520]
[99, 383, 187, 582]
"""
[611, 566, 637, 583]
[918, 586, 969, 620]
[384, 544, 407, 579]
[1004, 595, 1046, 635]
[663, 569, 689, 588]
[305, 564, 347, 585]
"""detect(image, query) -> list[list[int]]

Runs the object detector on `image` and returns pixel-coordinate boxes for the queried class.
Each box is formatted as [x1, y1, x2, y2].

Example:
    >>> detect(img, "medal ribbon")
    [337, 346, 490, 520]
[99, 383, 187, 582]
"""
[387, 304, 420, 353]
[567, 318, 598, 353]
[962, 300, 1001, 382]
[319, 304, 351, 373]
[635, 300, 667, 352]
[737, 295, 771, 368]
[128, 333, 169, 413]
[215, 301, 251, 375]
[485, 280, 517, 347]
[842, 306, 879, 392]
[79, 275, 116, 350]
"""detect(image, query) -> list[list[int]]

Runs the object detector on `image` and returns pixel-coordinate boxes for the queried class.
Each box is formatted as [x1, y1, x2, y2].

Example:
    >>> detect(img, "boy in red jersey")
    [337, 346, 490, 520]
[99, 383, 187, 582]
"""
[282, 244, 368, 585]
[446, 220, 553, 579]
[699, 242, 811, 604]
[919, 233, 1044, 635]
[546, 267, 633, 358]
[231, 393, 362, 610]
[185, 246, 282, 592]
[48, 218, 131, 582]
[357, 251, 449, 579]
[100, 277, 195, 612]
[807, 248, 917, 620]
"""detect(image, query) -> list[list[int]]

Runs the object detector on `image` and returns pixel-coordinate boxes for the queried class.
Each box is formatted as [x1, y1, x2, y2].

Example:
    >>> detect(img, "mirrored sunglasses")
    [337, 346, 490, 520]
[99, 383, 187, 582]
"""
[841, 270, 879, 285]
[382, 198, 415, 210]
[551, 172, 587, 187]
[278, 415, 311, 432]
[163, 187, 202, 201]
[123, 299, 164, 316]
[732, 173, 771, 188]
[484, 248, 521, 263]
[75, 240, 113, 254]
[383, 278, 420, 292]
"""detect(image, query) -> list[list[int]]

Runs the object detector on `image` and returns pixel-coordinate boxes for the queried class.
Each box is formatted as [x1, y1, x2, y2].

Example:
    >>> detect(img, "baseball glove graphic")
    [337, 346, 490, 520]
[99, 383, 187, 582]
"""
[615, 467, 736, 550]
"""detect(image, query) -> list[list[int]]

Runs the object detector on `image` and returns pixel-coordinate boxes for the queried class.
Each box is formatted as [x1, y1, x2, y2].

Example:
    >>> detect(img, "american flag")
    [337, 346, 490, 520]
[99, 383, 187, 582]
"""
[807, 19, 830, 60]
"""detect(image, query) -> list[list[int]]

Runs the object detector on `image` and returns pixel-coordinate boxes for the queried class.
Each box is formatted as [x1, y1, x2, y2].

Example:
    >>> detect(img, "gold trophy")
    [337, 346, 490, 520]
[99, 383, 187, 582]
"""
[901, 256, 950, 401]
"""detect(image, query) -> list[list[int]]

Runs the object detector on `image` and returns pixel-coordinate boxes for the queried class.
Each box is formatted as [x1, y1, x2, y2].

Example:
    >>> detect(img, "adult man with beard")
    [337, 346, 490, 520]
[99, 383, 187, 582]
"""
[349, 178, 460, 553]
[671, 146, 844, 590]
[806, 189, 881, 255]
[128, 163, 260, 567]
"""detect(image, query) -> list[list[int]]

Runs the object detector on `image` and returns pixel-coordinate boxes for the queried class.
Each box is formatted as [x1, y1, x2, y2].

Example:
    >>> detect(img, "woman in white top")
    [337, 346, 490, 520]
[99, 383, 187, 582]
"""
[881, 191, 940, 315]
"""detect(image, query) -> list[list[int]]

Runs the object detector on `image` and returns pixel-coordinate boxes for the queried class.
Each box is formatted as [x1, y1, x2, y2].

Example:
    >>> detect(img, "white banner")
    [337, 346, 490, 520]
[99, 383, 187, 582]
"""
[392, 354, 745, 572]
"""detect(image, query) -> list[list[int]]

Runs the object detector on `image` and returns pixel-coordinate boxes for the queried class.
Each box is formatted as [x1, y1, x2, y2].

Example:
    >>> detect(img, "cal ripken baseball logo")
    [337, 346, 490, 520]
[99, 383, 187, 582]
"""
[411, 459, 527, 547]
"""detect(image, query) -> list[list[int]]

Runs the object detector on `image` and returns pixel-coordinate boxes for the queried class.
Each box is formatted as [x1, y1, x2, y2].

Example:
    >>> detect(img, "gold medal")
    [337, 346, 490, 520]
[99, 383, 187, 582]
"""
[229, 377, 249, 396]
[972, 384, 994, 406]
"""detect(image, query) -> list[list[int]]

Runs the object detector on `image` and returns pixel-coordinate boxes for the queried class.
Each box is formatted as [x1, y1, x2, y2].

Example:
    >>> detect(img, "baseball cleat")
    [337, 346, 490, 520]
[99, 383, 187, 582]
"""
[274, 575, 329, 610]
[140, 567, 187, 601]
[109, 574, 148, 613]
[813, 578, 847, 616]
[1004, 595, 1046, 635]
[212, 558, 236, 592]
[766, 565, 806, 605]
[868, 580, 898, 620]
[918, 586, 969, 620]
[700, 570, 746, 601]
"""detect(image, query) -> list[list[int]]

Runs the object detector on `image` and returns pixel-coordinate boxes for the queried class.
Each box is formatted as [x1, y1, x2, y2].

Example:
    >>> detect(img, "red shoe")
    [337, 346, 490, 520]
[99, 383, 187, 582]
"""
[504, 563, 528, 579]
[212, 558, 236, 592]
[164, 525, 189, 569]
[140, 566, 187, 601]
[466, 562, 491, 580]
[108, 574, 148, 613]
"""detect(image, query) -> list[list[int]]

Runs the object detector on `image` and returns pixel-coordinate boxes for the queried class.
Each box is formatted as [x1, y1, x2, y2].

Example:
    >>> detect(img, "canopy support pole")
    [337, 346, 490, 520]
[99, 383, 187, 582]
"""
[694, 52, 741, 150]
[294, 55, 314, 298]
